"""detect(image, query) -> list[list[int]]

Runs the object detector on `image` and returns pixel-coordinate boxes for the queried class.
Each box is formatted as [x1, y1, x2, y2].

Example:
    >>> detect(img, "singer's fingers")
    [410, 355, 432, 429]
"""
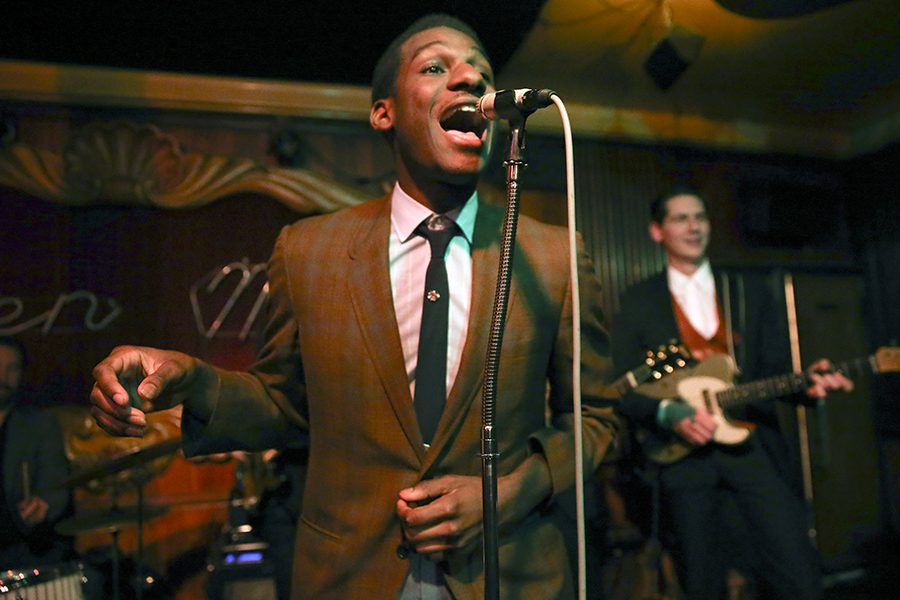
[135, 357, 188, 406]
[92, 346, 148, 409]
[398, 481, 442, 506]
[90, 382, 131, 420]
[91, 405, 146, 438]
[92, 363, 131, 410]
[90, 380, 148, 425]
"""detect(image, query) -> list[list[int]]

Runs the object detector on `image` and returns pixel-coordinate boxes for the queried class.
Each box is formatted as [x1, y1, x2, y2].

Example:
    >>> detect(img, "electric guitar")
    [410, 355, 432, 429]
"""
[635, 346, 900, 464]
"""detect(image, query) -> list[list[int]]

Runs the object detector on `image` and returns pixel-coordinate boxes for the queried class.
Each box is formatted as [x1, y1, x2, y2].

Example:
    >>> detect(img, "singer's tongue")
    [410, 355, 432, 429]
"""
[440, 105, 487, 143]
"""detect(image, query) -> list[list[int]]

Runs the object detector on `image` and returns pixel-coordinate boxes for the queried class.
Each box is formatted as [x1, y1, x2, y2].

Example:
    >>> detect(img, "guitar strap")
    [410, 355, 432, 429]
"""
[719, 270, 747, 377]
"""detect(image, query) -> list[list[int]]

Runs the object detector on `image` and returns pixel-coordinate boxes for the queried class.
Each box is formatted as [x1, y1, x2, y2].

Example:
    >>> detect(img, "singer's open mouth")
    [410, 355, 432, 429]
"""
[439, 105, 487, 139]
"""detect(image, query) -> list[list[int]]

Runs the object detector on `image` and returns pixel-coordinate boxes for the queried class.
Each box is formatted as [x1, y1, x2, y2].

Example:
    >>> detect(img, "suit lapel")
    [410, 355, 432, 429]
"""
[347, 197, 425, 457]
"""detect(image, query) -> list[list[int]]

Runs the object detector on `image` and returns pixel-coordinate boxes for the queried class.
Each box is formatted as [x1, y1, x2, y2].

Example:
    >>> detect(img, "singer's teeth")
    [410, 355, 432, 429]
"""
[440, 105, 487, 137]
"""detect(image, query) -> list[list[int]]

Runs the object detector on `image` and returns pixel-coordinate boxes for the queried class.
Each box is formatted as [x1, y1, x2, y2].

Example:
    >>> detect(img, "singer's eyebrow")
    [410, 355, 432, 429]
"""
[410, 40, 491, 70]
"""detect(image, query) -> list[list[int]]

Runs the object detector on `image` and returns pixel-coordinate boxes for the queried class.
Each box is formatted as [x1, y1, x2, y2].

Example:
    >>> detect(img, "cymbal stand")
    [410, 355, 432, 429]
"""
[107, 470, 150, 600]
[130, 465, 154, 600]
[108, 482, 124, 600]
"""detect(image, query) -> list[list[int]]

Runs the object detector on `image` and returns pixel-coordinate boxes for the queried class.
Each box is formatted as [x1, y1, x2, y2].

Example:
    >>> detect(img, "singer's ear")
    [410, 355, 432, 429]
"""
[370, 98, 395, 133]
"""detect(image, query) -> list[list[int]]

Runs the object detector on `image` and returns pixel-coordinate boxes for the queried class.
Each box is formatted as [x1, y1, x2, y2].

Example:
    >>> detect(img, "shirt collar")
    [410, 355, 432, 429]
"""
[668, 259, 714, 293]
[390, 182, 477, 245]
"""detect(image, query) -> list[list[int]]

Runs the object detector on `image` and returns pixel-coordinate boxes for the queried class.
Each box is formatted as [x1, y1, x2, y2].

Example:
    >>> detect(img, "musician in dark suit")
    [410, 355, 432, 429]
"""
[610, 187, 852, 600]
[89, 14, 619, 599]
[0, 335, 72, 569]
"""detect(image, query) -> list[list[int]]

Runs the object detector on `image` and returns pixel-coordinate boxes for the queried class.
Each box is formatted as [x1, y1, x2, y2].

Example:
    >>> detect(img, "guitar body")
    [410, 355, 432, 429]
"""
[635, 354, 751, 464]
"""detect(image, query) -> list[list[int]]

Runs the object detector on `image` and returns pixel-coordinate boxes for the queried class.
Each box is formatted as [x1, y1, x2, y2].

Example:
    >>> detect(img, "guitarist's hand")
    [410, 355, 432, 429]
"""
[672, 406, 717, 446]
[806, 358, 854, 399]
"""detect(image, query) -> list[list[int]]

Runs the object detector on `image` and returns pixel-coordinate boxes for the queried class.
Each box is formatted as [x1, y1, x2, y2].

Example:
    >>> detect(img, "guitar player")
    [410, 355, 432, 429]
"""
[609, 186, 853, 600]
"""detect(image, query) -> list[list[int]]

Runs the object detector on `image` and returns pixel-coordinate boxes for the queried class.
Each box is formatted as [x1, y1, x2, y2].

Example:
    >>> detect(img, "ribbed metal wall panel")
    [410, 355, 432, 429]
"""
[574, 142, 668, 323]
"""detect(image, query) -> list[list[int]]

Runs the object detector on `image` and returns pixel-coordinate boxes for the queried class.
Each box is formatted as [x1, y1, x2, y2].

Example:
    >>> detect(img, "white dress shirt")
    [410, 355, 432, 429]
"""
[668, 259, 719, 340]
[389, 183, 475, 403]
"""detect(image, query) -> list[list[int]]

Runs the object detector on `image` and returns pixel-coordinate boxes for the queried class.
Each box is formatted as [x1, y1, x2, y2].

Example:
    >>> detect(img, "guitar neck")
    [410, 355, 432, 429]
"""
[717, 355, 877, 409]
[612, 364, 656, 396]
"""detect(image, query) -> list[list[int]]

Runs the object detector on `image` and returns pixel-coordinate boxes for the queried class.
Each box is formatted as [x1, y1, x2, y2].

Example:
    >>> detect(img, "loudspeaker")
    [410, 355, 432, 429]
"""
[644, 24, 705, 90]
[786, 272, 882, 568]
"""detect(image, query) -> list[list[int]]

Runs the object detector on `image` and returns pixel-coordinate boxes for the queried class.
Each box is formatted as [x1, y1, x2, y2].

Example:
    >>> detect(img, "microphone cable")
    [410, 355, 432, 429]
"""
[552, 94, 589, 600]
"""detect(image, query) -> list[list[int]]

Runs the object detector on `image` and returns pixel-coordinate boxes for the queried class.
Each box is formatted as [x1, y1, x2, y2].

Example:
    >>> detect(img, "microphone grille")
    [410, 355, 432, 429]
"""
[476, 94, 491, 118]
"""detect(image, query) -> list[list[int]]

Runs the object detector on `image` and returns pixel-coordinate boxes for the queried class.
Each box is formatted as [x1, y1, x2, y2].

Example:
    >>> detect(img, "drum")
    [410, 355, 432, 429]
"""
[0, 561, 85, 600]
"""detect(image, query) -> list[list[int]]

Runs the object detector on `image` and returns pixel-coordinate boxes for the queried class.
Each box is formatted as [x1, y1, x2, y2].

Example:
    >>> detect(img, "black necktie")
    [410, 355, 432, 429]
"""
[414, 214, 460, 445]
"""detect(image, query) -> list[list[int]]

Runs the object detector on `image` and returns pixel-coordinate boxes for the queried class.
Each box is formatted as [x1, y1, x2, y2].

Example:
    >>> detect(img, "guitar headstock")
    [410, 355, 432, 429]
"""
[873, 346, 900, 374]
[643, 341, 691, 381]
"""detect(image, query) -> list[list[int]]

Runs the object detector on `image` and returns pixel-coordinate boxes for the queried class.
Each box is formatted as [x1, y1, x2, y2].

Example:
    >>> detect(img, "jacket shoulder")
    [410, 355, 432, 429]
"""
[281, 196, 387, 238]
[621, 272, 667, 302]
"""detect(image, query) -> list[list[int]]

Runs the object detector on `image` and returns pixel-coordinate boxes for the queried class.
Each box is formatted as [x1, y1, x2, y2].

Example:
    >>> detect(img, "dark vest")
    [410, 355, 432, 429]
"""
[670, 292, 729, 360]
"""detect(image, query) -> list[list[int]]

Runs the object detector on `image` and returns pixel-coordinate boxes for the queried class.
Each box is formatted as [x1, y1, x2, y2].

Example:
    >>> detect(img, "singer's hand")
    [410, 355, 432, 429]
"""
[91, 345, 218, 437]
[397, 474, 483, 560]
[396, 453, 551, 560]
[18, 496, 49, 526]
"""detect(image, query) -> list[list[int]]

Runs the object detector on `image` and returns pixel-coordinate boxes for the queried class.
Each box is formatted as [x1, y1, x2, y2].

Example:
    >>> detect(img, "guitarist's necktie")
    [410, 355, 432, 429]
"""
[413, 214, 460, 446]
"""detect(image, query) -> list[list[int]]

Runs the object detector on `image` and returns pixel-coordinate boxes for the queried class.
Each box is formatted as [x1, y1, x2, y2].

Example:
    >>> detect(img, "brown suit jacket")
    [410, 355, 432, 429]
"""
[184, 195, 618, 599]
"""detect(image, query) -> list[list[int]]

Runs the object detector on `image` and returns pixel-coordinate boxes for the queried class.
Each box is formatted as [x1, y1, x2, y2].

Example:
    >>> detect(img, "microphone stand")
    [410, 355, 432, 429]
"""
[481, 114, 529, 600]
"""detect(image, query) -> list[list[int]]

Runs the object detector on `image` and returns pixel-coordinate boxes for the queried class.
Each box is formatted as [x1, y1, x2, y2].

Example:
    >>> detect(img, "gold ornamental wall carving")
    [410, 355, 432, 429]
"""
[0, 120, 368, 213]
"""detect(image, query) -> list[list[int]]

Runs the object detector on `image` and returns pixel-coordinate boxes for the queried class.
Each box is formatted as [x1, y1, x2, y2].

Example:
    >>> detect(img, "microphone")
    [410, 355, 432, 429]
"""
[477, 88, 556, 120]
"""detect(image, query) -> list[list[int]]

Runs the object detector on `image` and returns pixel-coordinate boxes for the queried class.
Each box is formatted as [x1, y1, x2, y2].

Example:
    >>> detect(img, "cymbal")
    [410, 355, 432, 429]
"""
[55, 504, 170, 536]
[58, 438, 183, 490]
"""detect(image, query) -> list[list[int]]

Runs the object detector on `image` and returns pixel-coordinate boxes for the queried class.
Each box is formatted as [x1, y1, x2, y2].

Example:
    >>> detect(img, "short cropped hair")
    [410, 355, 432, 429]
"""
[371, 13, 486, 104]
[650, 185, 708, 224]
[0, 335, 27, 369]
